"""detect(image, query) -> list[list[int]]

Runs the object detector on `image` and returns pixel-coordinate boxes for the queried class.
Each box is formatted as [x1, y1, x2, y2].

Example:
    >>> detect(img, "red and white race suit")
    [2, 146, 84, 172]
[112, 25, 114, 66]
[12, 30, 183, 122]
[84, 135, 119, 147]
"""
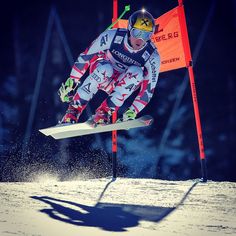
[69, 28, 160, 114]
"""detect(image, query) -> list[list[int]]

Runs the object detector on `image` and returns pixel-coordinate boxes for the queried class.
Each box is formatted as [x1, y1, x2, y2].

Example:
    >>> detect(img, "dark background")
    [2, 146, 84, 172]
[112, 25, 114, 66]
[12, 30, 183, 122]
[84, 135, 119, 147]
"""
[0, 0, 235, 182]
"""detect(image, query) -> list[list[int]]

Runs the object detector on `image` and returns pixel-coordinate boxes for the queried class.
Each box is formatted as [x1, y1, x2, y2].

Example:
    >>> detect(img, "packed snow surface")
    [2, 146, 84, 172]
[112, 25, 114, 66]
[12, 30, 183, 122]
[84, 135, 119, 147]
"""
[0, 177, 235, 236]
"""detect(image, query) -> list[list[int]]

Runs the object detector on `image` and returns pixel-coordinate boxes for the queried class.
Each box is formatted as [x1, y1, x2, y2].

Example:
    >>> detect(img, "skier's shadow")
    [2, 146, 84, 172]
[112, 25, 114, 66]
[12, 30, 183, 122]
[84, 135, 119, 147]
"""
[31, 180, 198, 232]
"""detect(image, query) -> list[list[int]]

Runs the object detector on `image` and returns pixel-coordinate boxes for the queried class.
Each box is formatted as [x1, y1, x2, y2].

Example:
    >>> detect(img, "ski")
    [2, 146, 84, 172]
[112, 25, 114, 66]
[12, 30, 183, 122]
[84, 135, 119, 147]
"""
[39, 115, 153, 140]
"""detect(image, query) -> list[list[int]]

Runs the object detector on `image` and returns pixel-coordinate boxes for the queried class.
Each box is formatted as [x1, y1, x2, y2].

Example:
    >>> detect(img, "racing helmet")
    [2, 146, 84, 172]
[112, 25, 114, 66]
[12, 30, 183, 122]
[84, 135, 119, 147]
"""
[128, 10, 155, 41]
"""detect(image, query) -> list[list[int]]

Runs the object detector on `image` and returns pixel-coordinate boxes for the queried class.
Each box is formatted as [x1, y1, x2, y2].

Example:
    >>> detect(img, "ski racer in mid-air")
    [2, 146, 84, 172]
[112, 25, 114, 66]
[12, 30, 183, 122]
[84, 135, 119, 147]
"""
[58, 9, 160, 125]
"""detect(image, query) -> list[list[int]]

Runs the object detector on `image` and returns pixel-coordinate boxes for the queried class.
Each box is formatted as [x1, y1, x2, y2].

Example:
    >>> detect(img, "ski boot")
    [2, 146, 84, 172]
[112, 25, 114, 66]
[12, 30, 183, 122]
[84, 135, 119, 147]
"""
[90, 105, 112, 126]
[60, 105, 81, 124]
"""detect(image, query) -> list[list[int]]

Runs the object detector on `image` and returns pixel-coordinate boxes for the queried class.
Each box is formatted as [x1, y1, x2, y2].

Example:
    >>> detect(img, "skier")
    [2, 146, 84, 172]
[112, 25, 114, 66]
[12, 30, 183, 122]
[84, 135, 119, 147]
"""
[58, 9, 160, 124]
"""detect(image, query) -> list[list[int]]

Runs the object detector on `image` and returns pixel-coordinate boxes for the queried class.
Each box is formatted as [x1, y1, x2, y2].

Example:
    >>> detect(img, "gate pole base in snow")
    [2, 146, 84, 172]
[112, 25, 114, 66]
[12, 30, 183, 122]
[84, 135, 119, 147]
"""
[200, 158, 207, 182]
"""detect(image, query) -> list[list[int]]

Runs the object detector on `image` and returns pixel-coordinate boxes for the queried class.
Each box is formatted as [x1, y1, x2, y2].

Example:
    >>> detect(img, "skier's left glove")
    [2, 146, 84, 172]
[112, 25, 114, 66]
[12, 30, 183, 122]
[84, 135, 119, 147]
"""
[122, 108, 137, 121]
[58, 77, 79, 103]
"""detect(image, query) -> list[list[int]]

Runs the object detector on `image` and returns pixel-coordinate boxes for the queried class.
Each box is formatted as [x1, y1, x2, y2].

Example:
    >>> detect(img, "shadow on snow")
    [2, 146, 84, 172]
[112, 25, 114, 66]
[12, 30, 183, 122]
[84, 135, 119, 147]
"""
[31, 180, 198, 232]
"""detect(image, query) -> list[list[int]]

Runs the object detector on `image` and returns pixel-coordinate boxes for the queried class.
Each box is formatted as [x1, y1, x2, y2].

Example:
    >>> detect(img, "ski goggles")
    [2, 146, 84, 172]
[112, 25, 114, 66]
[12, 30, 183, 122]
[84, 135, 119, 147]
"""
[130, 28, 153, 41]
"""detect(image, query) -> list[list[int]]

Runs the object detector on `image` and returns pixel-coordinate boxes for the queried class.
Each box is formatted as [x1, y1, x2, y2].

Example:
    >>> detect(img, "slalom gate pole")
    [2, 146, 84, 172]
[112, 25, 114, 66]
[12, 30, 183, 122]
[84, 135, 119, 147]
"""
[178, 0, 207, 182]
[110, 0, 131, 179]
[188, 66, 207, 182]
[112, 111, 118, 179]
[111, 0, 118, 179]
[112, 0, 118, 24]
[109, 1, 130, 179]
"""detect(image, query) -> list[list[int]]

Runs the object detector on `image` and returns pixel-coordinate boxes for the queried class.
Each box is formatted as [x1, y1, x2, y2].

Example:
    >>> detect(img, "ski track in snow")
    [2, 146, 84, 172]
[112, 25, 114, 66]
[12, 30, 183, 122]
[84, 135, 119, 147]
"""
[0, 178, 235, 236]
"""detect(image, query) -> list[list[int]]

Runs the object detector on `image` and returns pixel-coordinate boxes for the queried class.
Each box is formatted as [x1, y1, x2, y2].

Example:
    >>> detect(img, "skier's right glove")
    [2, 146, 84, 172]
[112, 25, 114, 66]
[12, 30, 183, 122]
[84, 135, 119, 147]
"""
[58, 77, 79, 103]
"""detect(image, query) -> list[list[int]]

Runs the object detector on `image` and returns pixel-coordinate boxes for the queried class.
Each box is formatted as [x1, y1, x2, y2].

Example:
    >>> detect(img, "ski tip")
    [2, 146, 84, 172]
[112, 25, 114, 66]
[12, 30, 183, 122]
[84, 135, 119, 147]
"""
[145, 119, 153, 126]
[140, 115, 154, 126]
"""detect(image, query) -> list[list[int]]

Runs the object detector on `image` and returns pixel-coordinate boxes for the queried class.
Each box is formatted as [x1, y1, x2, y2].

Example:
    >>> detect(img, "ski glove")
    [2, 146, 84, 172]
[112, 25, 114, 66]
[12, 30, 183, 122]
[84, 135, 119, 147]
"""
[58, 78, 79, 103]
[122, 108, 137, 121]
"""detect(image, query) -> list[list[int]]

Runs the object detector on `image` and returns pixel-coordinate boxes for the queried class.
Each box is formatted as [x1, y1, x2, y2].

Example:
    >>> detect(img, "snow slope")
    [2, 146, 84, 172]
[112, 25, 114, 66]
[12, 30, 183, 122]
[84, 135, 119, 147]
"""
[0, 177, 235, 236]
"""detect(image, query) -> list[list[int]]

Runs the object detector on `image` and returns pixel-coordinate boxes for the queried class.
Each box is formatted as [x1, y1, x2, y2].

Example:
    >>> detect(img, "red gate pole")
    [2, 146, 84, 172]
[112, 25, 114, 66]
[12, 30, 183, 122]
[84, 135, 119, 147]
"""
[113, 0, 118, 22]
[112, 0, 118, 179]
[188, 66, 207, 182]
[112, 111, 118, 179]
[178, 0, 207, 182]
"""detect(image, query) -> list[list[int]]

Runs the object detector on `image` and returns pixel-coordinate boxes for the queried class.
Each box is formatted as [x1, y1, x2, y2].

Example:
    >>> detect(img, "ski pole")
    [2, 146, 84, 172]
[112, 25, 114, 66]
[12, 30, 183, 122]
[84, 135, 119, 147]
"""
[106, 5, 130, 30]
